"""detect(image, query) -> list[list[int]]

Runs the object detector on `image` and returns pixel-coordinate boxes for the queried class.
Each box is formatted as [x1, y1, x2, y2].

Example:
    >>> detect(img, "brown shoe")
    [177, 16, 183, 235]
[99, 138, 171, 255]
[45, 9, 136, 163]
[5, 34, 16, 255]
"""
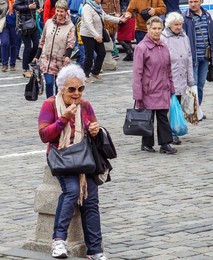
[10, 66, 16, 71]
[23, 71, 32, 78]
[90, 73, 103, 81]
[85, 77, 95, 83]
[2, 66, 8, 72]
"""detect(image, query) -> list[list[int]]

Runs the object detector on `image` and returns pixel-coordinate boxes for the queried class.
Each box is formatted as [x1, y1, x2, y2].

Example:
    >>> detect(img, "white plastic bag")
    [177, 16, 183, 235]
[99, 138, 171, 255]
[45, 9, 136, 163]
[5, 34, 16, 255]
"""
[191, 86, 203, 121]
[181, 87, 195, 115]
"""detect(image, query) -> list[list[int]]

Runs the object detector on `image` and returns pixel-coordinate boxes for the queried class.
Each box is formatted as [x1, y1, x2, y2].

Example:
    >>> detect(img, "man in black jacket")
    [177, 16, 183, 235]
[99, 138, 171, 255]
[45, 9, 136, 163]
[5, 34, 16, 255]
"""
[14, 0, 40, 78]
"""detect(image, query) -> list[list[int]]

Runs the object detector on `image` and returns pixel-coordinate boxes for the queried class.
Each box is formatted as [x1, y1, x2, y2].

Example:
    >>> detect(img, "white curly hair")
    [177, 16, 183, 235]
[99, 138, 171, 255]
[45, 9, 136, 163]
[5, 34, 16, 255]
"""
[56, 64, 86, 92]
[165, 12, 184, 28]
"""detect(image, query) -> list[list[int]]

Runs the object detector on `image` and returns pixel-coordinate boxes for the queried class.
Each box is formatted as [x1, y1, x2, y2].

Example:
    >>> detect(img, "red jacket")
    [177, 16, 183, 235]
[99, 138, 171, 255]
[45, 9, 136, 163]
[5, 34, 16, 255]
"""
[43, 0, 56, 24]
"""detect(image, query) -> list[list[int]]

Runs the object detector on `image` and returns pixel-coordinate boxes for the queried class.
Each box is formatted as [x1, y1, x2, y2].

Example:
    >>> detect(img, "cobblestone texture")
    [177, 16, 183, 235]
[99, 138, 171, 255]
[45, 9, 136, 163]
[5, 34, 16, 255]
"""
[0, 54, 213, 259]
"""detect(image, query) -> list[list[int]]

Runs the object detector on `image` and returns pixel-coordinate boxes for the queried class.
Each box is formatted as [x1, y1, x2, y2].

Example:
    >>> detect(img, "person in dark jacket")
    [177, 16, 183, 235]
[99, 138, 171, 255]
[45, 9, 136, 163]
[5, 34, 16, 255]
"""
[183, 0, 213, 116]
[14, 0, 40, 78]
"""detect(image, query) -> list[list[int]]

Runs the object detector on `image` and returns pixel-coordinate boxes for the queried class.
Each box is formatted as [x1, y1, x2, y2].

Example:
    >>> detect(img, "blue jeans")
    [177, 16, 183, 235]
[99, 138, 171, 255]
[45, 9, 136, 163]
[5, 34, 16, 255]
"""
[193, 57, 209, 105]
[135, 30, 147, 44]
[44, 73, 57, 98]
[15, 30, 22, 58]
[53, 175, 103, 255]
[76, 44, 85, 68]
[0, 26, 17, 67]
[21, 30, 40, 70]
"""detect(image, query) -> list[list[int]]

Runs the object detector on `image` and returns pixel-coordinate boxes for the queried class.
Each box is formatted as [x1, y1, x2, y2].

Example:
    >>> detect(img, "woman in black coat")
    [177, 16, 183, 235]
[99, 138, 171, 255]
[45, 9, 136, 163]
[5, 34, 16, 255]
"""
[14, 0, 40, 78]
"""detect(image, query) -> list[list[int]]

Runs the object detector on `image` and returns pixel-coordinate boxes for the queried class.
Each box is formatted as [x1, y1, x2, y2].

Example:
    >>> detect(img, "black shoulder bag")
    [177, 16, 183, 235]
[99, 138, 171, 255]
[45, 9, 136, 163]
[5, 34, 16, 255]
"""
[19, 1, 37, 35]
[207, 60, 213, 82]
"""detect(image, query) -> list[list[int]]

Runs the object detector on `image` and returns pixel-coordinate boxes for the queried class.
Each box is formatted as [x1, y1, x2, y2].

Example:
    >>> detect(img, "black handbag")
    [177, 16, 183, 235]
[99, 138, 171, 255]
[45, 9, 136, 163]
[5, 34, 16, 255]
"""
[19, 17, 36, 31]
[47, 135, 96, 176]
[24, 72, 39, 101]
[140, 0, 152, 21]
[207, 61, 213, 82]
[102, 28, 111, 42]
[96, 127, 117, 159]
[123, 102, 153, 136]
[140, 9, 151, 21]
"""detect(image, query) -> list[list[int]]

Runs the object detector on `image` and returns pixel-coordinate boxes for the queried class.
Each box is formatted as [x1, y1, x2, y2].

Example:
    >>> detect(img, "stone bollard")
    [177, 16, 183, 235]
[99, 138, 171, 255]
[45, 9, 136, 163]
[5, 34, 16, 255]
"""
[102, 40, 117, 71]
[23, 166, 86, 257]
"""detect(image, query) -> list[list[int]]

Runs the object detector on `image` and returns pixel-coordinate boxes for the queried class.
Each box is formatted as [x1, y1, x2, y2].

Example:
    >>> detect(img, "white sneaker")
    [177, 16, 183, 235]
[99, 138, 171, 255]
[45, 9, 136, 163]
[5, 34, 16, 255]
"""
[87, 253, 108, 260]
[51, 239, 68, 258]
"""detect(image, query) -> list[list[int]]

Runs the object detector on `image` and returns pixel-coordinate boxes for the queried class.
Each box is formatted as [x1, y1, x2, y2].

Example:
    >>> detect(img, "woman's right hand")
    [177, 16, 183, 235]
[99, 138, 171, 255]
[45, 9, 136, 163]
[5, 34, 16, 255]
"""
[95, 35, 103, 43]
[32, 58, 38, 64]
[29, 2, 36, 9]
[136, 100, 143, 109]
[63, 103, 77, 119]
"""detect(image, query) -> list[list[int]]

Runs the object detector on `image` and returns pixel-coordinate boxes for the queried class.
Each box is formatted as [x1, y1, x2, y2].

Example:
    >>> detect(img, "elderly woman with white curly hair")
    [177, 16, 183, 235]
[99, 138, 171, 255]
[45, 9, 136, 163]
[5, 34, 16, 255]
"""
[38, 64, 108, 260]
[161, 12, 194, 145]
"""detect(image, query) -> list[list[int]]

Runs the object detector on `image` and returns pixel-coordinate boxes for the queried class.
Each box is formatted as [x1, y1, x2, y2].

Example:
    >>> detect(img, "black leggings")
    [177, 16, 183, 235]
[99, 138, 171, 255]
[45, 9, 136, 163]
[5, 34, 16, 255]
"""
[81, 36, 106, 77]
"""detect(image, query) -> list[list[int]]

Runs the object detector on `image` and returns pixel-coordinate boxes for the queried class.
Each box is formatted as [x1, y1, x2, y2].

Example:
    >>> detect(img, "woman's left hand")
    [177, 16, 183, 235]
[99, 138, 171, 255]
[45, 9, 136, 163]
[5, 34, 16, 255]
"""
[88, 122, 100, 137]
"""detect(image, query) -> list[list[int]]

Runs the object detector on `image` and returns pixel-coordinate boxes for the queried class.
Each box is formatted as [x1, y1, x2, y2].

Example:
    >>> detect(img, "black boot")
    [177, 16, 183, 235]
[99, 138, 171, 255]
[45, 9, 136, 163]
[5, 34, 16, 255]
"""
[119, 40, 133, 61]
[160, 144, 177, 154]
[123, 53, 133, 61]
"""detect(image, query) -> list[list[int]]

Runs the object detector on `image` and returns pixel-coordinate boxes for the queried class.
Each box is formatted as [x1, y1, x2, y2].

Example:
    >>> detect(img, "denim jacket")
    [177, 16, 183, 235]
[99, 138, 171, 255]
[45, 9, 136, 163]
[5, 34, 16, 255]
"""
[183, 7, 213, 65]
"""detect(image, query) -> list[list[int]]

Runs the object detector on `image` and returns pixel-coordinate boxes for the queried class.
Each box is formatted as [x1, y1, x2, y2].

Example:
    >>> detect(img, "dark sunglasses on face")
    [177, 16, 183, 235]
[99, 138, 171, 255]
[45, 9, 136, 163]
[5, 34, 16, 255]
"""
[66, 85, 85, 93]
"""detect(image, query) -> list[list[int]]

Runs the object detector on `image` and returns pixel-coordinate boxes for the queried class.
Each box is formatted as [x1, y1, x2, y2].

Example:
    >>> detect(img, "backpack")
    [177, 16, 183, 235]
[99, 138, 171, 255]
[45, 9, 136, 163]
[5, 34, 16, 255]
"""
[0, 0, 8, 18]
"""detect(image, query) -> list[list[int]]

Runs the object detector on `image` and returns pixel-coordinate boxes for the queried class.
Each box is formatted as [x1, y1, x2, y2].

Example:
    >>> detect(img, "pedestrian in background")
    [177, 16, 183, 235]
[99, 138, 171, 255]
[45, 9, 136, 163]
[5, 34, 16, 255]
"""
[67, 0, 83, 24]
[0, 0, 17, 72]
[34, 0, 75, 98]
[80, 0, 126, 83]
[125, 0, 166, 43]
[132, 16, 177, 154]
[163, 0, 180, 15]
[183, 0, 213, 119]
[161, 12, 194, 145]
[14, 0, 40, 78]
[117, 0, 135, 61]
[43, 0, 58, 23]
[101, 0, 120, 60]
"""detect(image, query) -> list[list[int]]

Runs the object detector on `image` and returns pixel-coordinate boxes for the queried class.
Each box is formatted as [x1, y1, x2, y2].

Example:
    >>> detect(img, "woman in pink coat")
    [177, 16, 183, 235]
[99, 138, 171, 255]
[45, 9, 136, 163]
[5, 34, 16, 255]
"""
[132, 16, 177, 154]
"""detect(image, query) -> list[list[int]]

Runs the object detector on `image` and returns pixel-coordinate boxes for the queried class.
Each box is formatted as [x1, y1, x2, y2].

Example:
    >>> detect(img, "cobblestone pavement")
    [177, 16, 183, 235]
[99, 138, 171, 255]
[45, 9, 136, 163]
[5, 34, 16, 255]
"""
[0, 55, 213, 260]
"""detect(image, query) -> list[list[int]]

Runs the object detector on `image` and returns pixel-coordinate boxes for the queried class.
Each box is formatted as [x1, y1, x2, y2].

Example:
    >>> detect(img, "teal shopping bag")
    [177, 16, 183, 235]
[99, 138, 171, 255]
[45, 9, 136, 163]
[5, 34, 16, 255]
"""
[169, 94, 188, 136]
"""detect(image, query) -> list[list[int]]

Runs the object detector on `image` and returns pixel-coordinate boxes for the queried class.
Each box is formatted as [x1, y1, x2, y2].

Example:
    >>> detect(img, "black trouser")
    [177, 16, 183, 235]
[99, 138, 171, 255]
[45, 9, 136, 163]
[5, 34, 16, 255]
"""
[81, 36, 106, 77]
[118, 40, 133, 55]
[142, 109, 173, 147]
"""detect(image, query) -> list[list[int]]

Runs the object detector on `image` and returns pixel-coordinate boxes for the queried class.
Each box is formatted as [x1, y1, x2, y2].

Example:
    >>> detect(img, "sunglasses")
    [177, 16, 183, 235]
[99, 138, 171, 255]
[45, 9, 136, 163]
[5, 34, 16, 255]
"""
[66, 85, 85, 93]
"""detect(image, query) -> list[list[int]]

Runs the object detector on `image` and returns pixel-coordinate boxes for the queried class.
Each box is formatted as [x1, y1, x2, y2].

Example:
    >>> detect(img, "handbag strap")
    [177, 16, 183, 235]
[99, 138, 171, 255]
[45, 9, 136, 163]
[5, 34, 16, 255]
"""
[193, 16, 208, 46]
[133, 100, 145, 109]
[28, 0, 36, 20]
